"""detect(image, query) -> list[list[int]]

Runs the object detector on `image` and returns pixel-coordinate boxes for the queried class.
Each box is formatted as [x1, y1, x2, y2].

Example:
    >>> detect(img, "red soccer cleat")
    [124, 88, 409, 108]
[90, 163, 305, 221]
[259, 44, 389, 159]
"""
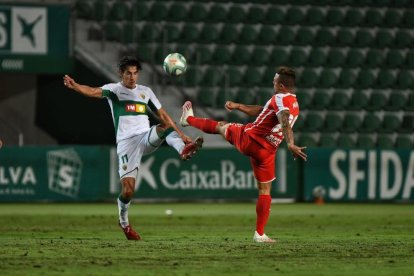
[119, 223, 141, 240]
[180, 136, 203, 160]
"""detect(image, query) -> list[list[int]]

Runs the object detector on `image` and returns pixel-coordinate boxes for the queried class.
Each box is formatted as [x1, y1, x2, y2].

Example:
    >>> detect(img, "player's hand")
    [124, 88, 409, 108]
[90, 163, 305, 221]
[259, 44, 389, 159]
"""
[63, 74, 76, 89]
[181, 135, 192, 144]
[225, 101, 240, 112]
[288, 144, 307, 161]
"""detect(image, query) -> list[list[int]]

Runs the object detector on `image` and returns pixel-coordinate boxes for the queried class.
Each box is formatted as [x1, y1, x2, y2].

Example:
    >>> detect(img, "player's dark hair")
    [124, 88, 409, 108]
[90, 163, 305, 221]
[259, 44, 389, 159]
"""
[118, 56, 142, 73]
[277, 66, 296, 88]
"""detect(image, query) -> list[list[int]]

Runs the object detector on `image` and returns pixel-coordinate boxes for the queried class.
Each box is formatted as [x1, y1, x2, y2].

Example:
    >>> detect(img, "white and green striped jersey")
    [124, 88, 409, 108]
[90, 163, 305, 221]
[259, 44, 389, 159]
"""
[101, 82, 162, 143]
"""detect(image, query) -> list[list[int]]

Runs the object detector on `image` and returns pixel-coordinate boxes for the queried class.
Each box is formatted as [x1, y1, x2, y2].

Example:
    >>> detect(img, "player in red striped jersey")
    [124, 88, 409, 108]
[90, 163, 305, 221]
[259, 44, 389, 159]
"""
[180, 66, 307, 243]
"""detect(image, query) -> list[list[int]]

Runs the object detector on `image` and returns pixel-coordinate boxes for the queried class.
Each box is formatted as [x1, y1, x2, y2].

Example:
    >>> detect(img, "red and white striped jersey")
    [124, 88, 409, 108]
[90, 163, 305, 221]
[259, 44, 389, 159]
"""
[244, 92, 299, 149]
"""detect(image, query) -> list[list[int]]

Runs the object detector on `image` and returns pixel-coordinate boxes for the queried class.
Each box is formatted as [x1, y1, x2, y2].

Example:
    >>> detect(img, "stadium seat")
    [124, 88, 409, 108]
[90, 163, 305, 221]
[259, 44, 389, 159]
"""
[250, 47, 269, 66]
[264, 7, 285, 24]
[329, 91, 350, 110]
[295, 27, 315, 46]
[335, 29, 355, 47]
[239, 25, 259, 44]
[401, 10, 414, 28]
[180, 24, 200, 43]
[167, 3, 188, 22]
[314, 28, 335, 47]
[235, 88, 256, 105]
[319, 134, 336, 148]
[162, 25, 181, 42]
[246, 6, 266, 24]
[342, 113, 362, 133]
[262, 67, 277, 84]
[293, 115, 304, 132]
[365, 49, 384, 68]
[285, 7, 305, 25]
[399, 115, 414, 133]
[201, 67, 223, 87]
[312, 90, 331, 110]
[230, 46, 251, 65]
[353, 29, 374, 48]
[154, 45, 174, 64]
[336, 69, 357, 88]
[197, 88, 217, 107]
[104, 22, 121, 41]
[131, 1, 149, 21]
[298, 134, 317, 147]
[243, 68, 262, 87]
[324, 113, 342, 133]
[356, 135, 375, 148]
[220, 24, 239, 44]
[382, 9, 402, 28]
[385, 50, 405, 68]
[227, 112, 247, 124]
[375, 70, 395, 89]
[296, 90, 313, 110]
[326, 49, 345, 68]
[406, 50, 414, 69]
[405, 93, 414, 111]
[326, 8, 345, 26]
[348, 90, 369, 110]
[184, 67, 202, 87]
[276, 27, 296, 45]
[377, 135, 394, 148]
[384, 91, 407, 111]
[344, 8, 364, 26]
[258, 25, 276, 45]
[216, 88, 233, 108]
[268, 48, 289, 67]
[307, 48, 326, 67]
[193, 46, 212, 64]
[147, 2, 169, 22]
[337, 135, 355, 148]
[227, 5, 246, 23]
[394, 30, 412, 48]
[109, 1, 129, 21]
[305, 7, 325, 26]
[227, 67, 243, 87]
[366, 92, 388, 111]
[75, 0, 93, 20]
[121, 22, 138, 44]
[298, 69, 319, 88]
[356, 69, 376, 89]
[135, 44, 154, 63]
[396, 70, 414, 89]
[138, 24, 160, 43]
[363, 9, 383, 27]
[319, 69, 338, 88]
[211, 46, 232, 65]
[345, 49, 365, 68]
[395, 136, 412, 149]
[199, 24, 220, 43]
[360, 113, 381, 133]
[381, 114, 401, 133]
[207, 4, 227, 22]
[374, 30, 394, 49]
[187, 4, 208, 22]
[288, 48, 308, 67]
[257, 89, 273, 105]
[303, 113, 324, 132]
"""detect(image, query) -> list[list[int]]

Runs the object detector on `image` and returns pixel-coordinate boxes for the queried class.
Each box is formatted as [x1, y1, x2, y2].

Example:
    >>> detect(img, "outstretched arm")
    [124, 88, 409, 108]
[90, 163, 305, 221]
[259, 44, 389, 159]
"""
[157, 108, 191, 143]
[63, 75, 103, 98]
[277, 110, 307, 161]
[225, 101, 263, 117]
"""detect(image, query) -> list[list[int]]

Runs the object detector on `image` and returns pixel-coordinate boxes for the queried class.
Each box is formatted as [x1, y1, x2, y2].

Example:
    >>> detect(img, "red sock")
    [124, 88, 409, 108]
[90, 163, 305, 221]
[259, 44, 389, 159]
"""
[187, 116, 219, 134]
[256, 195, 272, 236]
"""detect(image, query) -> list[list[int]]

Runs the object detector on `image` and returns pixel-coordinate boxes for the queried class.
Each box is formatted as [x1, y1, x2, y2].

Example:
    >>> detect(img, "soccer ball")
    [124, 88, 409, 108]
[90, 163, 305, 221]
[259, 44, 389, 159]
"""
[312, 185, 326, 198]
[163, 53, 187, 76]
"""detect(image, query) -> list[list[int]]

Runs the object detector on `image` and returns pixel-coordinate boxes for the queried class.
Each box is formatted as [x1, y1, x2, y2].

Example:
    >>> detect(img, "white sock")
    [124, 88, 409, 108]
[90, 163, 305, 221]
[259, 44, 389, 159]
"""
[117, 198, 131, 228]
[166, 131, 185, 154]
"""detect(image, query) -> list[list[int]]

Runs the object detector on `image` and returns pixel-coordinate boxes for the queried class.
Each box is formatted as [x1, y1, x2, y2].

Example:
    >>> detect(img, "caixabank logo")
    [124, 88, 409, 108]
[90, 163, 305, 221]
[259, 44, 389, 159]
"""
[0, 6, 47, 54]
[47, 149, 83, 198]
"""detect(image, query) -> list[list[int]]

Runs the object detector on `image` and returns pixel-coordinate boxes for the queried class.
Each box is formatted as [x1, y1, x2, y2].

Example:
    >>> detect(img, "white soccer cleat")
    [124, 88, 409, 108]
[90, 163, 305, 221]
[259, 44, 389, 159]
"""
[253, 231, 276, 243]
[180, 101, 194, 127]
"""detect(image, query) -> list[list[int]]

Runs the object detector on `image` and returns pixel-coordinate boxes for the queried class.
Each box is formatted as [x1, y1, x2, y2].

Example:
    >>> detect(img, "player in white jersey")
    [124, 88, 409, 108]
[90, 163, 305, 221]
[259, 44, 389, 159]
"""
[63, 56, 203, 240]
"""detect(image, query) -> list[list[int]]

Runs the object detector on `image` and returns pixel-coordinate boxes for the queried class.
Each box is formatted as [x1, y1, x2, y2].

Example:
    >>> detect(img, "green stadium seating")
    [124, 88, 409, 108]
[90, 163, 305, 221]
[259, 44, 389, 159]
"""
[396, 70, 413, 89]
[243, 68, 262, 87]
[93, 1, 109, 21]
[344, 9, 364, 26]
[335, 29, 355, 47]
[208, 4, 227, 22]
[147, 2, 168, 22]
[220, 24, 239, 44]
[307, 48, 326, 67]
[354, 29, 374, 47]
[167, 3, 188, 22]
[162, 25, 181, 42]
[364, 9, 383, 27]
[227, 112, 247, 124]
[319, 134, 336, 148]
[382, 10, 401, 28]
[399, 115, 414, 133]
[277, 27, 296, 45]
[201, 67, 223, 87]
[348, 90, 369, 110]
[227, 5, 246, 23]
[121, 22, 138, 44]
[285, 7, 305, 25]
[385, 50, 405, 68]
[175, 45, 192, 61]
[394, 30, 412, 48]
[199, 24, 220, 43]
[197, 88, 217, 107]
[104, 22, 121, 41]
[345, 49, 365, 68]
[109, 1, 129, 21]
[257, 89, 273, 105]
[211, 46, 232, 65]
[357, 135, 375, 148]
[336, 69, 357, 88]
[337, 135, 355, 148]
[366, 92, 388, 111]
[295, 27, 315, 46]
[239, 25, 258, 44]
[227, 67, 243, 87]
[235, 88, 256, 105]
[180, 24, 200, 43]
[296, 90, 313, 110]
[188, 4, 208, 22]
[139, 24, 160, 43]
[381, 114, 401, 133]
[298, 134, 317, 147]
[288, 48, 308, 67]
[154, 44, 174, 64]
[298, 69, 319, 88]
[293, 115, 304, 131]
[75, 0, 93, 20]
[250, 47, 269, 66]
[406, 50, 414, 69]
[131, 1, 149, 21]
[135, 44, 154, 63]
[193, 46, 212, 64]
[324, 113, 342, 133]
[246, 6, 266, 24]
[216, 88, 233, 108]
[329, 91, 350, 110]
[377, 135, 394, 149]
[303, 113, 324, 132]
[405, 93, 414, 111]
[365, 49, 384, 68]
[375, 70, 395, 89]
[326, 49, 345, 68]
[230, 46, 251, 65]
[356, 70, 376, 89]
[319, 69, 337, 88]
[314, 28, 335, 47]
[326, 8, 345, 26]
[395, 136, 412, 149]
[258, 26, 276, 45]
[360, 113, 381, 133]
[401, 10, 414, 28]
[375, 30, 394, 49]
[268, 48, 289, 67]
[343, 113, 362, 133]
[262, 67, 277, 84]
[184, 67, 202, 87]
[264, 7, 285, 24]
[312, 90, 331, 110]
[306, 7, 325, 25]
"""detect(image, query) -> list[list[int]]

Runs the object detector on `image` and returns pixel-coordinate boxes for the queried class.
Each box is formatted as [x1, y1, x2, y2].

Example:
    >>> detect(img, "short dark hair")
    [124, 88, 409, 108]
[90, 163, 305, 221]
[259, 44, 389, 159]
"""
[277, 66, 296, 88]
[118, 56, 142, 72]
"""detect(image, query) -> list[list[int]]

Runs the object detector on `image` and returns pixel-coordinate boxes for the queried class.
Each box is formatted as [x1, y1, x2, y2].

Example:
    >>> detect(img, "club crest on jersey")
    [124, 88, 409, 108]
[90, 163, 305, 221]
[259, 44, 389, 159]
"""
[140, 93, 146, 99]
[125, 103, 146, 113]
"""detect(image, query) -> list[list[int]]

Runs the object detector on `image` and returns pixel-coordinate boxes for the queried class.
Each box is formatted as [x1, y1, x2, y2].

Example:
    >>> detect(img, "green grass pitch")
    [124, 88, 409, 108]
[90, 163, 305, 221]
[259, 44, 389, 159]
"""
[0, 203, 413, 275]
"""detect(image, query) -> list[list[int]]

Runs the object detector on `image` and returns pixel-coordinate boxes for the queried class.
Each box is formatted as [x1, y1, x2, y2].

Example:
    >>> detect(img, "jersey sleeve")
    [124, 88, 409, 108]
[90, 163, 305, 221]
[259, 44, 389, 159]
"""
[101, 83, 115, 98]
[273, 94, 290, 115]
[147, 88, 162, 111]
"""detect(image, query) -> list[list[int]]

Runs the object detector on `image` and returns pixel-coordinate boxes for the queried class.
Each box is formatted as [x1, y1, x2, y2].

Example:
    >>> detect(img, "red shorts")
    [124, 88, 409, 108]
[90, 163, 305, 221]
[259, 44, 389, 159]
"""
[225, 124, 276, 183]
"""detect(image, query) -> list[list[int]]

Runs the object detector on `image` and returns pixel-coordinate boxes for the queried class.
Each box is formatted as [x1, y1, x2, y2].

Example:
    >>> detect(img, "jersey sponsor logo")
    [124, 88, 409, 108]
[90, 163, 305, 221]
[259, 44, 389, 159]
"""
[125, 103, 146, 113]
[265, 135, 283, 147]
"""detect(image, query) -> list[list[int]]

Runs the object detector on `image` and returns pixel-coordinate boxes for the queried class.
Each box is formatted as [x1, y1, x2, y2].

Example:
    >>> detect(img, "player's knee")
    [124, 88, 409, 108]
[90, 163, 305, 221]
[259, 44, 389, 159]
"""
[121, 178, 135, 198]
